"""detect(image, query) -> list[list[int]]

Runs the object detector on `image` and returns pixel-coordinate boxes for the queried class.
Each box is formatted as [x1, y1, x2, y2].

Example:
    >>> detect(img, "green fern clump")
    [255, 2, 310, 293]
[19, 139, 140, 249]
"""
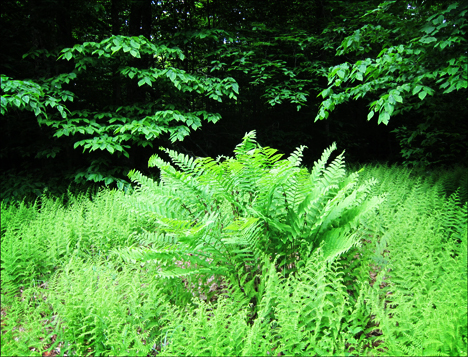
[43, 257, 176, 356]
[119, 131, 384, 306]
[6, 136, 467, 356]
[365, 209, 467, 356]
[271, 248, 362, 355]
[356, 165, 468, 356]
[1, 189, 153, 301]
[157, 248, 371, 356]
[0, 284, 58, 356]
[157, 296, 252, 356]
[1, 256, 181, 357]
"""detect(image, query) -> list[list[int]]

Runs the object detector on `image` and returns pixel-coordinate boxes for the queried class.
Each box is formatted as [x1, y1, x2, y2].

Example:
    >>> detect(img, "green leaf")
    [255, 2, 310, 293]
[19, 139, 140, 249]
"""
[421, 24, 436, 34]
[384, 102, 394, 115]
[447, 3, 458, 11]
[378, 111, 390, 125]
[57, 105, 66, 118]
[130, 39, 140, 49]
[432, 15, 444, 25]
[420, 36, 437, 44]
[447, 67, 459, 75]
[167, 70, 176, 82]
[418, 91, 427, 100]
[138, 78, 146, 87]
[439, 40, 450, 50]
[412, 85, 423, 95]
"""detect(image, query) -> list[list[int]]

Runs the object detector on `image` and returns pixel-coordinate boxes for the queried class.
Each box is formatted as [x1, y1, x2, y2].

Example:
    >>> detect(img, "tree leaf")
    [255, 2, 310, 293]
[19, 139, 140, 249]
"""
[378, 111, 390, 125]
[420, 36, 437, 44]
[421, 24, 436, 34]
[412, 85, 422, 95]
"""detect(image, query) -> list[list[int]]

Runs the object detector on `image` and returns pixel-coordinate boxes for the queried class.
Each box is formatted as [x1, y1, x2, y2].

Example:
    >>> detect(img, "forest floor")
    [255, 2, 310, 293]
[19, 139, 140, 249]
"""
[1, 164, 467, 356]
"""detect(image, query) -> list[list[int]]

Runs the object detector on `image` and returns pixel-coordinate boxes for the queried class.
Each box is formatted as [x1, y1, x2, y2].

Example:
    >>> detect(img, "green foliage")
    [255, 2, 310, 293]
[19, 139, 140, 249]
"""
[0, 190, 149, 300]
[316, 1, 468, 125]
[272, 249, 363, 355]
[1, 35, 239, 160]
[45, 258, 175, 356]
[118, 131, 382, 308]
[391, 114, 468, 167]
[157, 249, 368, 356]
[358, 164, 468, 356]
[2, 0, 467, 202]
[0, 74, 72, 119]
[211, 26, 325, 112]
[1, 158, 466, 356]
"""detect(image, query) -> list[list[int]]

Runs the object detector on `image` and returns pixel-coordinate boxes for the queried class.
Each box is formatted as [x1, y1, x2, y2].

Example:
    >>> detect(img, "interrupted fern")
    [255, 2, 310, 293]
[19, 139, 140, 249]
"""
[118, 131, 383, 304]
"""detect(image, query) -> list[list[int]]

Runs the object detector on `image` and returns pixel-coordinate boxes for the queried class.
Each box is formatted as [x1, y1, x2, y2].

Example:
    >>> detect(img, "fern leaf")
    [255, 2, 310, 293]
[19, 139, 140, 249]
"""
[309, 142, 337, 184]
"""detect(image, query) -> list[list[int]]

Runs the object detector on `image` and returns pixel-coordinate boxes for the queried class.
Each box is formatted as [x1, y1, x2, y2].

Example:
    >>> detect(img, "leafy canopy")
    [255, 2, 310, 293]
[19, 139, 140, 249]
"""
[1, 35, 239, 157]
[316, 1, 468, 125]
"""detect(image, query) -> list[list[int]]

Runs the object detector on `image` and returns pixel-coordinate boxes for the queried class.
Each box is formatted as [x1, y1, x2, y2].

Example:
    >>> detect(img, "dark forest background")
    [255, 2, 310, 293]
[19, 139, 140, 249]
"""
[1, 0, 467, 201]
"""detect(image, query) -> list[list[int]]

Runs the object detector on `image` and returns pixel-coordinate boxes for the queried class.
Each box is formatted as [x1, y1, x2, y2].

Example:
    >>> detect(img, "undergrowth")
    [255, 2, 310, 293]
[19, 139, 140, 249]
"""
[1, 133, 467, 356]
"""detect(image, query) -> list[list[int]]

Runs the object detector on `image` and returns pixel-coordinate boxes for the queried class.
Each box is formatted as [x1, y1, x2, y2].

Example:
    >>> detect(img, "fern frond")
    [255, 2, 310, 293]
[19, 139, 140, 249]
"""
[273, 248, 351, 355]
[162, 148, 199, 175]
[233, 130, 259, 157]
[436, 190, 468, 242]
[318, 150, 346, 191]
[147, 153, 175, 172]
[128, 169, 162, 193]
[287, 145, 307, 167]
[309, 142, 337, 184]
[135, 230, 179, 247]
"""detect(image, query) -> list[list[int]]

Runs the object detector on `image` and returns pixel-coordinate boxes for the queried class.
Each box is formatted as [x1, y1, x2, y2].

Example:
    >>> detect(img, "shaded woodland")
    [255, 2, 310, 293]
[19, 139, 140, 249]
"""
[1, 0, 467, 200]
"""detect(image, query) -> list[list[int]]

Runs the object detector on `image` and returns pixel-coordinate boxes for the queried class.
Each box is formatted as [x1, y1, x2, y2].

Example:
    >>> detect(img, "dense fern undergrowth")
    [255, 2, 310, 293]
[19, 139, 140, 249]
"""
[1, 132, 467, 356]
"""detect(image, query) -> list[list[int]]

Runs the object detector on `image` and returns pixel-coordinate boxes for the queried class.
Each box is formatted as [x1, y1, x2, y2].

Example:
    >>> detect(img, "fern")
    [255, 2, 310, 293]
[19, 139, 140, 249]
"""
[117, 131, 383, 313]
[4, 159, 466, 355]
[0, 189, 151, 302]
[155, 248, 371, 356]
[357, 164, 468, 356]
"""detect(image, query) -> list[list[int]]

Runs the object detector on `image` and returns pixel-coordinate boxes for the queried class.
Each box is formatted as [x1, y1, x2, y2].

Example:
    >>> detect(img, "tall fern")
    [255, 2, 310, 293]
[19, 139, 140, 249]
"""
[117, 131, 383, 306]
